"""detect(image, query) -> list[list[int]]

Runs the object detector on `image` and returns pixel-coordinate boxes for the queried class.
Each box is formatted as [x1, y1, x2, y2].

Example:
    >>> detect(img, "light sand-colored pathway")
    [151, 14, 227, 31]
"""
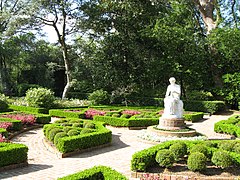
[0, 111, 239, 180]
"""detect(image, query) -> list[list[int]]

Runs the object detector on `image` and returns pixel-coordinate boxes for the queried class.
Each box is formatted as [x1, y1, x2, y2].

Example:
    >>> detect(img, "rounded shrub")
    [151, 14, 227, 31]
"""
[54, 132, 67, 145]
[83, 122, 95, 129]
[218, 141, 235, 152]
[112, 113, 120, 117]
[48, 128, 63, 142]
[25, 87, 55, 108]
[187, 152, 207, 171]
[169, 142, 187, 161]
[211, 150, 233, 168]
[55, 119, 68, 124]
[67, 129, 80, 136]
[120, 114, 131, 118]
[190, 144, 209, 158]
[233, 143, 240, 154]
[63, 127, 73, 133]
[72, 123, 83, 128]
[88, 89, 110, 105]
[155, 149, 175, 168]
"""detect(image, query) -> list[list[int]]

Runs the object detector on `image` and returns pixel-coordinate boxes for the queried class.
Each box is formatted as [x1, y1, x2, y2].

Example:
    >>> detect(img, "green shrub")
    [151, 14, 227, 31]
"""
[169, 142, 187, 160]
[0, 118, 22, 131]
[16, 83, 41, 96]
[112, 113, 120, 117]
[120, 114, 131, 118]
[48, 128, 63, 142]
[187, 152, 207, 171]
[88, 89, 110, 105]
[67, 129, 80, 136]
[63, 127, 73, 133]
[49, 109, 85, 119]
[211, 150, 233, 168]
[54, 132, 67, 145]
[83, 122, 95, 129]
[186, 90, 214, 101]
[58, 166, 127, 180]
[25, 87, 55, 108]
[155, 149, 175, 168]
[190, 144, 209, 158]
[0, 143, 28, 167]
[72, 123, 83, 128]
[183, 112, 204, 122]
[9, 104, 48, 114]
[233, 143, 240, 154]
[0, 94, 8, 112]
[80, 129, 95, 135]
[218, 141, 235, 152]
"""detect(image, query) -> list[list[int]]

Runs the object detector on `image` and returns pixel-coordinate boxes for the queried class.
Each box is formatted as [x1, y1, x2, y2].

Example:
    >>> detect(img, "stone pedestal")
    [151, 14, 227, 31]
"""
[157, 117, 186, 130]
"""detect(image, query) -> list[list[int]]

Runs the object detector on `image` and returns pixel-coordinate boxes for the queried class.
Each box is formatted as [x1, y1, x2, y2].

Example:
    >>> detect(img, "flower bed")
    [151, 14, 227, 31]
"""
[43, 119, 112, 155]
[131, 139, 240, 178]
[58, 166, 127, 180]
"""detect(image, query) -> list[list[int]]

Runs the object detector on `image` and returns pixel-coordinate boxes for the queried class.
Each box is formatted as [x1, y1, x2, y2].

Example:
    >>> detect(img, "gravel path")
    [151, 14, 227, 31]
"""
[0, 112, 239, 180]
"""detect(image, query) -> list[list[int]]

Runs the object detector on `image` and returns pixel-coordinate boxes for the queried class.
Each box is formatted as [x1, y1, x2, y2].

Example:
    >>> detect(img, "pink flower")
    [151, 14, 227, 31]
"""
[0, 113, 36, 125]
[84, 109, 106, 119]
[122, 110, 141, 116]
[0, 134, 7, 143]
[0, 122, 12, 130]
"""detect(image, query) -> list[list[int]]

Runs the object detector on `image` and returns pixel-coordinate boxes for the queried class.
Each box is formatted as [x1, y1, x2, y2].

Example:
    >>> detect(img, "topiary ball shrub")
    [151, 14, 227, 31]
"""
[233, 143, 240, 154]
[218, 141, 235, 152]
[48, 128, 63, 142]
[120, 114, 131, 119]
[88, 89, 110, 105]
[67, 129, 80, 136]
[83, 122, 95, 129]
[155, 149, 175, 168]
[211, 150, 233, 168]
[72, 123, 83, 128]
[80, 129, 95, 135]
[63, 127, 73, 133]
[54, 132, 67, 145]
[25, 87, 55, 108]
[169, 142, 187, 161]
[187, 152, 207, 172]
[190, 144, 209, 158]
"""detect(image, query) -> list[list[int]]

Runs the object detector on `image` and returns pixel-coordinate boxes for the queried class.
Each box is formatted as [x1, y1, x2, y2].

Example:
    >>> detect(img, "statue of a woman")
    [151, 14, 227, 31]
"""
[162, 77, 183, 118]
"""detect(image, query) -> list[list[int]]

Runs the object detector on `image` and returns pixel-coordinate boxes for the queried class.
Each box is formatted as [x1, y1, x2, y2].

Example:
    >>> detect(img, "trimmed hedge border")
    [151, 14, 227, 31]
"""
[93, 116, 159, 127]
[43, 120, 112, 154]
[131, 140, 240, 172]
[49, 109, 86, 118]
[0, 128, 7, 137]
[9, 104, 48, 114]
[0, 143, 28, 168]
[214, 115, 240, 137]
[183, 112, 204, 122]
[183, 100, 226, 114]
[58, 165, 127, 180]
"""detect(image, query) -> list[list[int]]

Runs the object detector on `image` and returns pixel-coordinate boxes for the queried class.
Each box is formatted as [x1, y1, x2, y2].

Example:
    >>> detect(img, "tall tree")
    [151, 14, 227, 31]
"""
[20, 0, 84, 98]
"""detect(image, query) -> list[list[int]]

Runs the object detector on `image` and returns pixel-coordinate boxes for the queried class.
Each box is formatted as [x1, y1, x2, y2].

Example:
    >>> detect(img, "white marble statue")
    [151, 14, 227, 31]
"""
[162, 77, 183, 119]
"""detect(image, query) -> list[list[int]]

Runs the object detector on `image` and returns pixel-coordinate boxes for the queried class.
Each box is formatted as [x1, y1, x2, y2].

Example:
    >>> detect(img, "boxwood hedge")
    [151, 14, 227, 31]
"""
[0, 118, 22, 131]
[0, 142, 28, 167]
[49, 109, 86, 119]
[43, 119, 112, 153]
[9, 104, 48, 114]
[0, 128, 7, 137]
[131, 140, 240, 172]
[58, 166, 127, 180]
[183, 112, 204, 122]
[214, 115, 240, 137]
[93, 116, 159, 127]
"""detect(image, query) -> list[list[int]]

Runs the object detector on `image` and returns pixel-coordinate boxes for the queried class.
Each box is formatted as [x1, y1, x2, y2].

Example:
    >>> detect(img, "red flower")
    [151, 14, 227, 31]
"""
[84, 109, 106, 119]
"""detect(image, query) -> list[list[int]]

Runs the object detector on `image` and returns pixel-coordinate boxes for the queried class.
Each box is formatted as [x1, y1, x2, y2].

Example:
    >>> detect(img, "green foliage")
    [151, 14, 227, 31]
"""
[183, 112, 204, 122]
[187, 152, 207, 172]
[49, 109, 85, 118]
[211, 150, 233, 168]
[0, 94, 9, 112]
[80, 129, 95, 135]
[214, 115, 240, 137]
[0, 118, 22, 131]
[190, 144, 209, 158]
[9, 104, 48, 114]
[186, 91, 214, 101]
[83, 122, 95, 129]
[0, 143, 28, 167]
[93, 115, 158, 127]
[169, 142, 187, 160]
[16, 83, 42, 97]
[54, 132, 68, 146]
[218, 141, 236, 152]
[155, 149, 175, 168]
[88, 90, 110, 105]
[120, 114, 131, 118]
[25, 87, 55, 108]
[67, 129, 80, 136]
[48, 128, 63, 142]
[58, 166, 127, 180]
[220, 73, 240, 109]
[184, 100, 226, 114]
[233, 143, 240, 154]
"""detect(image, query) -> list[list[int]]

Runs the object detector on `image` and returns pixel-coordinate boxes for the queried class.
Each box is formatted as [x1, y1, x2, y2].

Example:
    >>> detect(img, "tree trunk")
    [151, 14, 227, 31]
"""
[194, 0, 223, 87]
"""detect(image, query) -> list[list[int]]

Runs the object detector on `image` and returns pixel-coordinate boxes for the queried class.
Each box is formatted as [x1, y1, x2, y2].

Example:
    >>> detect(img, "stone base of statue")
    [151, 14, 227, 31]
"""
[157, 117, 186, 130]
